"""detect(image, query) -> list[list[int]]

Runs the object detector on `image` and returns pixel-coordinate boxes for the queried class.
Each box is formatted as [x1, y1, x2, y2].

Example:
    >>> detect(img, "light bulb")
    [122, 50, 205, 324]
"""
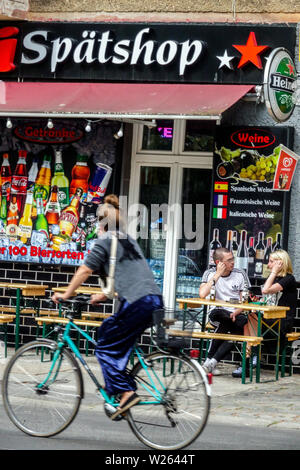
[6, 118, 12, 129]
[47, 119, 54, 129]
[114, 124, 123, 139]
[85, 122, 92, 132]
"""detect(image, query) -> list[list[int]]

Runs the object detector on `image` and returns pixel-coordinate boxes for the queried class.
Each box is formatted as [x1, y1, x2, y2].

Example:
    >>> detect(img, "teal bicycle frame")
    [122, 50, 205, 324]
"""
[38, 317, 165, 409]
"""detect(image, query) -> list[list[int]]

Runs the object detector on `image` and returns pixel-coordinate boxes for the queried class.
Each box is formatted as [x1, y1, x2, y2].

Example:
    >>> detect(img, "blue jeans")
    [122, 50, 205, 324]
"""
[95, 295, 163, 396]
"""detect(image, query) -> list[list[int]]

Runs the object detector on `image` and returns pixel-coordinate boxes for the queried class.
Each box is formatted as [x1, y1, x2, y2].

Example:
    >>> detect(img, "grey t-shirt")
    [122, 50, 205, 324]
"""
[84, 231, 161, 305]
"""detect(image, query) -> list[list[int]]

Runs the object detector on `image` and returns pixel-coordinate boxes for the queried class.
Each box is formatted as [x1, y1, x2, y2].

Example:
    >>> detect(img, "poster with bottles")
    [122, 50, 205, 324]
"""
[208, 126, 293, 280]
[0, 118, 118, 266]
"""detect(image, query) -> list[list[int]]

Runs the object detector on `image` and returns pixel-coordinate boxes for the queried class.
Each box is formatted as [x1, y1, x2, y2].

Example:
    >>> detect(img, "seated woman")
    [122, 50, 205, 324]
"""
[231, 249, 297, 378]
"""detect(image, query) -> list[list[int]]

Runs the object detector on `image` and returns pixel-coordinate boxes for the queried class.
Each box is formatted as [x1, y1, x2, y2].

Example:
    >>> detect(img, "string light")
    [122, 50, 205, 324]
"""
[114, 123, 123, 139]
[47, 119, 54, 129]
[6, 118, 12, 129]
[85, 121, 92, 132]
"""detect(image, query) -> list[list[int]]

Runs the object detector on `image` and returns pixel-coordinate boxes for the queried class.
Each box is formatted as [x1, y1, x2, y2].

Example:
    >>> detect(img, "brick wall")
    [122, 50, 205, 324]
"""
[0, 262, 113, 353]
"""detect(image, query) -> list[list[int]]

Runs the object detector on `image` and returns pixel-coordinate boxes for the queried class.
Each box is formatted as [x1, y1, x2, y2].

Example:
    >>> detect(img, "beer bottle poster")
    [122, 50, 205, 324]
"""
[209, 126, 293, 280]
[0, 118, 117, 266]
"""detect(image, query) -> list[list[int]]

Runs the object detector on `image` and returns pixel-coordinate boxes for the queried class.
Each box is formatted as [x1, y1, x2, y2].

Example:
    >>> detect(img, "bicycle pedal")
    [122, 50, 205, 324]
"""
[103, 403, 123, 421]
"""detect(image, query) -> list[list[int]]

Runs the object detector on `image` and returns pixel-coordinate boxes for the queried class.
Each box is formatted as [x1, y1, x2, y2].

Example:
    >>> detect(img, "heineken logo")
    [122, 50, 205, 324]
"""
[264, 47, 296, 123]
[270, 74, 295, 92]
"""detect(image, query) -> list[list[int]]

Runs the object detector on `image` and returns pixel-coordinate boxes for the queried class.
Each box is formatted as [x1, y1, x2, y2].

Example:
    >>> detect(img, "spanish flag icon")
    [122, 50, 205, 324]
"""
[214, 181, 228, 192]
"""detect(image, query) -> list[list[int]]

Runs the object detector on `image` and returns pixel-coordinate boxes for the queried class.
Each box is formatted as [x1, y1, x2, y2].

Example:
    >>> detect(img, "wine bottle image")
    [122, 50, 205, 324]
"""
[217, 151, 258, 179]
[254, 232, 265, 277]
[272, 232, 282, 252]
[263, 237, 273, 278]
[236, 229, 248, 272]
[248, 236, 256, 278]
[232, 230, 238, 260]
[208, 228, 221, 267]
[226, 229, 233, 252]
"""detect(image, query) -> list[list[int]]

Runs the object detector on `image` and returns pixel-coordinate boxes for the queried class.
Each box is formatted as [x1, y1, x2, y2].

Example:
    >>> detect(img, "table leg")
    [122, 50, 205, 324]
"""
[241, 342, 247, 384]
[15, 288, 21, 350]
[275, 319, 281, 381]
[256, 311, 262, 383]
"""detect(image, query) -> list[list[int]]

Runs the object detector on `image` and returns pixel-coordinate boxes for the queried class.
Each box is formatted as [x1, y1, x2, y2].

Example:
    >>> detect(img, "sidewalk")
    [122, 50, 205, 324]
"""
[207, 362, 300, 430]
[1, 348, 300, 431]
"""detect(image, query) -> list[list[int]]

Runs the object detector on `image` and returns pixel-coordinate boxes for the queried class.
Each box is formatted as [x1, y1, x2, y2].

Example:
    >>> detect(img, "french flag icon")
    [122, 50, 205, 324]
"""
[0, 26, 19, 72]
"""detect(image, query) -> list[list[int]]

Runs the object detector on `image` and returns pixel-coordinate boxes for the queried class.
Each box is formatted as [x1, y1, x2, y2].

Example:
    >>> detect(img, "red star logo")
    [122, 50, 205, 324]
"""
[286, 61, 295, 76]
[233, 32, 269, 69]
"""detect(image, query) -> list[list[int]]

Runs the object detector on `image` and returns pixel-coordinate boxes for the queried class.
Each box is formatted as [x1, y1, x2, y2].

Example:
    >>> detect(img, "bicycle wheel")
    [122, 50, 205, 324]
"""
[127, 352, 210, 450]
[2, 340, 83, 437]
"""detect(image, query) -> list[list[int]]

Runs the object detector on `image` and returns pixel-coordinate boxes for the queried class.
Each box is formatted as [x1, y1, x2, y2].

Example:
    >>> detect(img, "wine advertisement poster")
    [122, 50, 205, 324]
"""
[0, 118, 118, 266]
[209, 126, 293, 280]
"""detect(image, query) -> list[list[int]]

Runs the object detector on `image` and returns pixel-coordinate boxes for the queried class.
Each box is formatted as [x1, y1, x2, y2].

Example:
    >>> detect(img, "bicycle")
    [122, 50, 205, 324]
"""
[2, 296, 211, 450]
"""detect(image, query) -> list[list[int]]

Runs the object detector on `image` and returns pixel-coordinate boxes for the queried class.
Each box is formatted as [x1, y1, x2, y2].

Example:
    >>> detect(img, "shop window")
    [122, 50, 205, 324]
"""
[141, 120, 174, 151]
[183, 120, 215, 152]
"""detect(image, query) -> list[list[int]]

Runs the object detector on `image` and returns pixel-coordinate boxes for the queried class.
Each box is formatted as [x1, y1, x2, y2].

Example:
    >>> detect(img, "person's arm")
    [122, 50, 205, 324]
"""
[261, 260, 283, 295]
[51, 264, 93, 304]
[199, 262, 226, 298]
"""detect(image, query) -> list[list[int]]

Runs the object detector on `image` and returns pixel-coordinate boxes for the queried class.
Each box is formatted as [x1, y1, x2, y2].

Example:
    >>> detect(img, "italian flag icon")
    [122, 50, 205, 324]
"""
[213, 207, 227, 219]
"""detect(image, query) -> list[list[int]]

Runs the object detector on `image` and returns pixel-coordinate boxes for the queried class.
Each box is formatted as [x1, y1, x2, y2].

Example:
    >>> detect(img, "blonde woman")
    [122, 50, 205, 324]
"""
[232, 249, 297, 378]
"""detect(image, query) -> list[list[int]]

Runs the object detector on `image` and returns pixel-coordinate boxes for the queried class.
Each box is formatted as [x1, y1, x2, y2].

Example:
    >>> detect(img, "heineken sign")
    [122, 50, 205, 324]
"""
[264, 48, 297, 122]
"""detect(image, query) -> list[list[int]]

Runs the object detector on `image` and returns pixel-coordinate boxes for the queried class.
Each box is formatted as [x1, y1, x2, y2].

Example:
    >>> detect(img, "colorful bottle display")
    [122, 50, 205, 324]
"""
[10, 150, 28, 216]
[6, 195, 19, 240]
[45, 185, 61, 229]
[69, 155, 90, 202]
[51, 150, 69, 209]
[18, 191, 33, 243]
[1, 153, 12, 202]
[33, 154, 52, 212]
[35, 194, 49, 241]
[58, 187, 82, 240]
[0, 149, 112, 265]
[0, 189, 7, 235]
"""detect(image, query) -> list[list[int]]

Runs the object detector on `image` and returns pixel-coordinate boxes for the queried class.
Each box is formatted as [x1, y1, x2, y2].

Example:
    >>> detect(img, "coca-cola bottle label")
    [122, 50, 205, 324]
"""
[11, 175, 27, 193]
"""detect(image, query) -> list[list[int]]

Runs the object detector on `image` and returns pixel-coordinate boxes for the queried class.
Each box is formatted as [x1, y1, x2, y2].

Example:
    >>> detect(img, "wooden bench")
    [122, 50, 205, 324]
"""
[281, 331, 300, 377]
[0, 314, 16, 357]
[167, 328, 263, 383]
[0, 306, 37, 314]
[35, 316, 102, 328]
[81, 312, 112, 320]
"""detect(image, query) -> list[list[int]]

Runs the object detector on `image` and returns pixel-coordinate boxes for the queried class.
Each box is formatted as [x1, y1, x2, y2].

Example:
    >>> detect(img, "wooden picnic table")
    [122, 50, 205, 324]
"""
[176, 297, 289, 382]
[0, 282, 49, 350]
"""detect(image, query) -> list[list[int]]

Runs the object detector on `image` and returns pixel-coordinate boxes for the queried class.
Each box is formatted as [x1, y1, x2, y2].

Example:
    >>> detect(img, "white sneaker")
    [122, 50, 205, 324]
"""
[202, 358, 221, 375]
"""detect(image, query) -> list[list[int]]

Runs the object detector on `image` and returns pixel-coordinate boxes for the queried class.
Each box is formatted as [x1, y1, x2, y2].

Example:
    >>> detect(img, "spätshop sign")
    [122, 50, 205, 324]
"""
[273, 144, 299, 191]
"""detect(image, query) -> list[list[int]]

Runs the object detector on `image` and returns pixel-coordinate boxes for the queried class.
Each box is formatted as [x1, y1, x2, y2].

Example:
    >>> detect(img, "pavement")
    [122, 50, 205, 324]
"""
[1, 348, 300, 432]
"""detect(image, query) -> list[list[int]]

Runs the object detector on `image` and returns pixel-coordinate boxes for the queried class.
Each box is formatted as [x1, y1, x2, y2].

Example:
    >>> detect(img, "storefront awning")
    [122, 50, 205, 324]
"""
[0, 82, 254, 121]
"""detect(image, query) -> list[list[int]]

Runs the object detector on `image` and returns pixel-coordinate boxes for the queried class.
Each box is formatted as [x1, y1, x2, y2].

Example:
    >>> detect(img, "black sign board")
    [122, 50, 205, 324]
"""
[0, 22, 296, 84]
[209, 126, 293, 280]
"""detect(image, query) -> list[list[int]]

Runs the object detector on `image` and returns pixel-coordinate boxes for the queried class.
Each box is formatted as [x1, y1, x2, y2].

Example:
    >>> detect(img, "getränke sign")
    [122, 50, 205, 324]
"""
[0, 22, 296, 83]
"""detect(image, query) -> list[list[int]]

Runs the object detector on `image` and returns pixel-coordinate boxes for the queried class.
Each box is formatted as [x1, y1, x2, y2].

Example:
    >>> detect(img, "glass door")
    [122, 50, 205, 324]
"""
[138, 166, 171, 292]
[176, 168, 212, 300]
[128, 120, 214, 309]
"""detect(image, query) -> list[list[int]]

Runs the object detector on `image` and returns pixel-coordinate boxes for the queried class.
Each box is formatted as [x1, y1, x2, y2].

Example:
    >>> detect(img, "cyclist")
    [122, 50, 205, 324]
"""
[52, 194, 163, 420]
